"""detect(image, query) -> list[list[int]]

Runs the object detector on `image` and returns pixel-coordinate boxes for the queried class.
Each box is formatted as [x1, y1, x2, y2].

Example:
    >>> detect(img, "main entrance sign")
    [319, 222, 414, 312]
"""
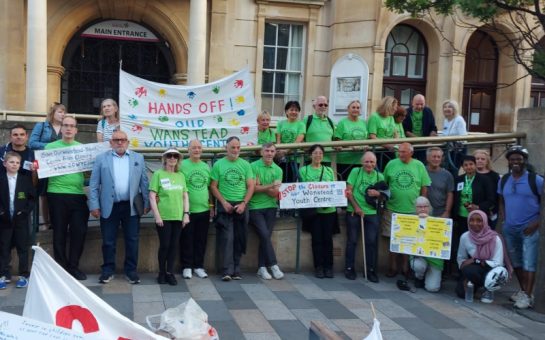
[81, 20, 160, 42]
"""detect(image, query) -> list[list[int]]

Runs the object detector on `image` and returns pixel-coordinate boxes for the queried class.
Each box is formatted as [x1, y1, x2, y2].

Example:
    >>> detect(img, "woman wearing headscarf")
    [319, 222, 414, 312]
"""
[456, 210, 511, 303]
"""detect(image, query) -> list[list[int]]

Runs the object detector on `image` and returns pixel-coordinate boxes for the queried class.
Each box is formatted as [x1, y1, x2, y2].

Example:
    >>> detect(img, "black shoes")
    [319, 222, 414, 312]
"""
[415, 278, 425, 288]
[165, 273, 177, 286]
[157, 272, 166, 284]
[324, 267, 334, 278]
[366, 270, 379, 283]
[126, 273, 141, 284]
[315, 267, 325, 279]
[345, 268, 356, 280]
[69, 268, 87, 281]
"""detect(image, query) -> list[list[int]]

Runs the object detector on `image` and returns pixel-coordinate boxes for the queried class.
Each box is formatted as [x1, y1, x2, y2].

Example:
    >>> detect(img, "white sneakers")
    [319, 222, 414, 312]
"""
[194, 268, 208, 279]
[514, 292, 534, 309]
[270, 265, 284, 280]
[510, 290, 524, 302]
[182, 268, 192, 279]
[257, 267, 272, 280]
[257, 265, 284, 280]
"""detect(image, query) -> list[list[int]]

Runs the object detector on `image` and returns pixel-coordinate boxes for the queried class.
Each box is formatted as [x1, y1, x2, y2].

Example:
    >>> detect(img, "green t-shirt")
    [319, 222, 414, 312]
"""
[367, 112, 395, 139]
[411, 110, 423, 137]
[298, 165, 336, 214]
[305, 114, 335, 162]
[258, 128, 276, 145]
[384, 158, 431, 213]
[346, 168, 385, 215]
[458, 175, 475, 217]
[180, 159, 211, 213]
[394, 122, 406, 138]
[211, 157, 254, 202]
[150, 169, 188, 221]
[333, 117, 368, 164]
[276, 120, 305, 143]
[45, 140, 85, 194]
[249, 159, 283, 210]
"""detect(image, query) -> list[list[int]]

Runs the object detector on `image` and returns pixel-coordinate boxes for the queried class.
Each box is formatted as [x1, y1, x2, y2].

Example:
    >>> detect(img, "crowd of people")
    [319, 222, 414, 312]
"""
[0, 95, 541, 311]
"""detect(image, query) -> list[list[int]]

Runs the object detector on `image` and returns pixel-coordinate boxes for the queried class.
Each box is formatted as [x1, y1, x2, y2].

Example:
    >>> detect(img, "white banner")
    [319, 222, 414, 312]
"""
[0, 311, 89, 340]
[23, 246, 166, 340]
[34, 143, 110, 179]
[119, 68, 258, 148]
[278, 182, 347, 209]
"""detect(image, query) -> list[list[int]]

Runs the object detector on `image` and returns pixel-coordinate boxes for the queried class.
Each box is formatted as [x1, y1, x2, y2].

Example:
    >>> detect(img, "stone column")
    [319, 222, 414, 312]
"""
[187, 0, 207, 84]
[26, 0, 48, 112]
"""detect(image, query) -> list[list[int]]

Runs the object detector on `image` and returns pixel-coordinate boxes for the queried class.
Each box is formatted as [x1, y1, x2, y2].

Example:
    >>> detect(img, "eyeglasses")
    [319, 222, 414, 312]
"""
[416, 205, 429, 209]
[317, 103, 328, 108]
[112, 138, 128, 143]
[62, 124, 76, 128]
[165, 154, 180, 159]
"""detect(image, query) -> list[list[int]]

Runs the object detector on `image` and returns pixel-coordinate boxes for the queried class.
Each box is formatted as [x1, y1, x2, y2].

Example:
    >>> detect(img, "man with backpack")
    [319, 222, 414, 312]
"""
[304, 96, 335, 162]
[498, 146, 543, 309]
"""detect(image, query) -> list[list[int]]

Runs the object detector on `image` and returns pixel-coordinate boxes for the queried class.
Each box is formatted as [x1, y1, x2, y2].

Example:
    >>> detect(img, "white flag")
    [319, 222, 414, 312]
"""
[363, 318, 383, 340]
[23, 246, 166, 340]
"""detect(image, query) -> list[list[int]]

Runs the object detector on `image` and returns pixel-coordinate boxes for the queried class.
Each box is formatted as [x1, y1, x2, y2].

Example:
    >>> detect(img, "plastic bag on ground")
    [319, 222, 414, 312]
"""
[146, 298, 219, 340]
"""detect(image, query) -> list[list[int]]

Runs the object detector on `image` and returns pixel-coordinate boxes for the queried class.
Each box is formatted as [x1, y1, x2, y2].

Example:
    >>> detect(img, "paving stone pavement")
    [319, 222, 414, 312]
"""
[2, 272, 545, 339]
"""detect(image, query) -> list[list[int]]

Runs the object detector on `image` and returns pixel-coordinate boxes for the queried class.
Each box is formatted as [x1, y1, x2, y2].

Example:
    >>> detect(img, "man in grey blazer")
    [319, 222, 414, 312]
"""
[89, 130, 150, 284]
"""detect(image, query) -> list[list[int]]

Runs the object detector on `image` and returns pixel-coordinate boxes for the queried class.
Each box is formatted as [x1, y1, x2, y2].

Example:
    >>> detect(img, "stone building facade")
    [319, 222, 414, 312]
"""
[0, 0, 537, 133]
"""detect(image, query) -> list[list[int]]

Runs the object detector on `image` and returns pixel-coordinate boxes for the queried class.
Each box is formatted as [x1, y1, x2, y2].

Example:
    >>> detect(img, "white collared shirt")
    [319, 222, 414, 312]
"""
[7, 172, 17, 217]
[112, 150, 130, 202]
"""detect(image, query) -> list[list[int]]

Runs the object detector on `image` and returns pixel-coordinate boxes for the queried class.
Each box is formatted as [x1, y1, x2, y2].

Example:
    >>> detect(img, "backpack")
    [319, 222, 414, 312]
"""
[306, 115, 335, 133]
[500, 171, 541, 202]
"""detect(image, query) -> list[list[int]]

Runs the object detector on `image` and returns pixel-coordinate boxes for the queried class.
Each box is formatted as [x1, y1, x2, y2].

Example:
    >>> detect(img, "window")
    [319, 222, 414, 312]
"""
[383, 25, 427, 107]
[262, 23, 304, 116]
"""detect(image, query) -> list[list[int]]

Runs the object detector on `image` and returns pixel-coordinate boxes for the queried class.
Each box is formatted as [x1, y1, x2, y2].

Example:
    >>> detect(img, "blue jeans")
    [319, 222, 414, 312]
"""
[345, 214, 379, 271]
[100, 201, 140, 276]
[503, 227, 539, 272]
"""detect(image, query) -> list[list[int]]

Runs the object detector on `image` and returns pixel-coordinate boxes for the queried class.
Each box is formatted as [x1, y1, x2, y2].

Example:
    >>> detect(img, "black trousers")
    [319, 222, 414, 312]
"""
[455, 263, 491, 298]
[47, 193, 89, 271]
[156, 220, 182, 274]
[307, 212, 336, 269]
[0, 215, 31, 277]
[180, 211, 210, 269]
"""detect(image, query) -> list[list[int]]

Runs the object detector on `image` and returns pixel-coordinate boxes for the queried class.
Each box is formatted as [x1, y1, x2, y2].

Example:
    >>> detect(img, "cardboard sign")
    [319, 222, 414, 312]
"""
[279, 182, 347, 209]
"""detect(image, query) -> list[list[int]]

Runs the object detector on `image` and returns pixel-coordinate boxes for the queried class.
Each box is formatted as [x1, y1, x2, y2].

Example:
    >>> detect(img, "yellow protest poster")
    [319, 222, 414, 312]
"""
[390, 213, 453, 259]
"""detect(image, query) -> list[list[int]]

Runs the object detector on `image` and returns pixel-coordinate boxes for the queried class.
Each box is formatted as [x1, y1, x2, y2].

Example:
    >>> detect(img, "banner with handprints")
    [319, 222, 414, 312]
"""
[119, 68, 258, 148]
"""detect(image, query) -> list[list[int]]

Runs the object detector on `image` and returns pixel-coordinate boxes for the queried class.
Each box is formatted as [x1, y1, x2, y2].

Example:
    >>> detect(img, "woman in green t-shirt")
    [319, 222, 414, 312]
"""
[368, 96, 398, 170]
[149, 148, 190, 286]
[298, 144, 337, 279]
[333, 100, 368, 180]
[276, 101, 305, 183]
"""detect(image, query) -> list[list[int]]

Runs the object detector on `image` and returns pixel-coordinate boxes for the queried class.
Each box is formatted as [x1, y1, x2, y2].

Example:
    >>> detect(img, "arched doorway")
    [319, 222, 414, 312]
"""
[382, 24, 428, 107]
[462, 30, 498, 133]
[61, 20, 176, 115]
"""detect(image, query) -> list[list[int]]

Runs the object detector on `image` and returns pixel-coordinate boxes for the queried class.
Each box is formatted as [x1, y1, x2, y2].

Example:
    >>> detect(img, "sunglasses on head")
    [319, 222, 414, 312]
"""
[165, 153, 180, 159]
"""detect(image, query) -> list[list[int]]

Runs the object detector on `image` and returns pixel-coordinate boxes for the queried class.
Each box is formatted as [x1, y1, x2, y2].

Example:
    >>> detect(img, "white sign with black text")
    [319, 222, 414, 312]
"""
[279, 182, 347, 209]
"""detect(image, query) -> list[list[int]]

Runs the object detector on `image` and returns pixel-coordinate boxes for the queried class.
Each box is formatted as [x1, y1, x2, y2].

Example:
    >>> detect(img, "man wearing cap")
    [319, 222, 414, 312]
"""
[211, 136, 255, 281]
[89, 130, 150, 284]
[498, 146, 543, 309]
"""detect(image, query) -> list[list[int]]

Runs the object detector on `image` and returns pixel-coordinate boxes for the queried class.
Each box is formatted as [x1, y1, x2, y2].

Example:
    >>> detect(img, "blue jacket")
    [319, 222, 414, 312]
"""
[88, 150, 150, 218]
[403, 106, 437, 137]
[29, 121, 61, 150]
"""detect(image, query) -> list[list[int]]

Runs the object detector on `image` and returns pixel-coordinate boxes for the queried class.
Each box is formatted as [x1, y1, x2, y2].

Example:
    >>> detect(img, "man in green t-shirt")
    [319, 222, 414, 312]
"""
[45, 116, 89, 281]
[305, 96, 335, 162]
[180, 139, 214, 279]
[403, 94, 438, 162]
[382, 142, 431, 278]
[211, 136, 255, 281]
[249, 143, 284, 280]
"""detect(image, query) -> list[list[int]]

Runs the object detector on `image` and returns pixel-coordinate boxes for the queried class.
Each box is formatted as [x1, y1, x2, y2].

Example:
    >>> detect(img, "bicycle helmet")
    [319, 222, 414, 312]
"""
[505, 145, 528, 159]
[484, 266, 508, 292]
